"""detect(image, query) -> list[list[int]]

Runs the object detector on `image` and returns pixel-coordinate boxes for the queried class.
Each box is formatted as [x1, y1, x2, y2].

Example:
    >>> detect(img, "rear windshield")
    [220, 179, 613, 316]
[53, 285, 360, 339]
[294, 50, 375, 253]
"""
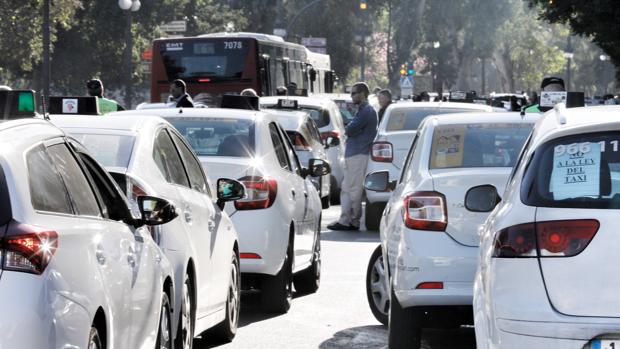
[430, 123, 532, 169]
[263, 104, 329, 128]
[386, 108, 477, 132]
[72, 133, 135, 168]
[167, 117, 255, 157]
[522, 132, 620, 209]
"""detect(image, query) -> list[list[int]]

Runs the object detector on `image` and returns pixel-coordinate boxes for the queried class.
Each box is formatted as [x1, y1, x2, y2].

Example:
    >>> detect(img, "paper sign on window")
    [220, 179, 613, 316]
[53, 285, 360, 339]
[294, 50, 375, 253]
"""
[550, 142, 601, 200]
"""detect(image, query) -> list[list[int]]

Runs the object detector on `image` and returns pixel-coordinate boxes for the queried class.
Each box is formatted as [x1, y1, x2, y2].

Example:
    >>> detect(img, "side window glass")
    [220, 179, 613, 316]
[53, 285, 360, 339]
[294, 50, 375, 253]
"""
[79, 153, 130, 222]
[27, 145, 73, 214]
[400, 134, 420, 184]
[269, 123, 291, 171]
[307, 120, 321, 143]
[47, 144, 101, 217]
[170, 131, 209, 194]
[153, 130, 190, 187]
[279, 126, 301, 175]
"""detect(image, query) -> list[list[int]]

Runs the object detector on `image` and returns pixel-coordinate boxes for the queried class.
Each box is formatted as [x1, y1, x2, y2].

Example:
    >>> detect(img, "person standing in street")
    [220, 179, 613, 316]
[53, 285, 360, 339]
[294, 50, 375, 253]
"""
[328, 82, 378, 231]
[377, 89, 392, 124]
[170, 79, 195, 108]
[86, 79, 125, 114]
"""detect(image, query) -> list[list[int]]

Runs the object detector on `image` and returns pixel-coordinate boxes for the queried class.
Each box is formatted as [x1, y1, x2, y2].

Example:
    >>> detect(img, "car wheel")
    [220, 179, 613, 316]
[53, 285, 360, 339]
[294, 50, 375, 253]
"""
[261, 242, 293, 313]
[208, 252, 241, 342]
[156, 292, 173, 349]
[364, 200, 384, 231]
[294, 234, 321, 294]
[87, 326, 103, 349]
[330, 176, 340, 205]
[321, 195, 331, 209]
[366, 245, 388, 326]
[174, 274, 194, 349]
[388, 288, 421, 349]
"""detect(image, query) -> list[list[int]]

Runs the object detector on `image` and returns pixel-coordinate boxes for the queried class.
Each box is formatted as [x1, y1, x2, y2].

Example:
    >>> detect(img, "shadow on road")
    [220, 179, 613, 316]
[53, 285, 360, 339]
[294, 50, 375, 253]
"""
[319, 325, 388, 349]
[420, 327, 477, 349]
[320, 229, 381, 243]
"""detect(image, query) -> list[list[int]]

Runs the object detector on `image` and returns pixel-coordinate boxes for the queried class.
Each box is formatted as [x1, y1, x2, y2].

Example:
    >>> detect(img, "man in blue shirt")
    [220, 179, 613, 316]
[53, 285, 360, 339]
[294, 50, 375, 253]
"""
[328, 82, 378, 231]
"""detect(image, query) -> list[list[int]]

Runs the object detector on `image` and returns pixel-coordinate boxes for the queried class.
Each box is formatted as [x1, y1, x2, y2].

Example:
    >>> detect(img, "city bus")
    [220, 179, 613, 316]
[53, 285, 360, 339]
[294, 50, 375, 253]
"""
[150, 32, 335, 106]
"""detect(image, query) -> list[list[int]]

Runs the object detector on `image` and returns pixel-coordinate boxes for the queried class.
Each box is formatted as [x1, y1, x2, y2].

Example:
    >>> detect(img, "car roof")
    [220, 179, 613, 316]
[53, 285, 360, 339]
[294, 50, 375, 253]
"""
[261, 96, 335, 109]
[0, 118, 65, 152]
[530, 105, 620, 146]
[427, 112, 541, 126]
[48, 113, 169, 133]
[113, 108, 267, 122]
[387, 101, 494, 112]
[262, 109, 308, 130]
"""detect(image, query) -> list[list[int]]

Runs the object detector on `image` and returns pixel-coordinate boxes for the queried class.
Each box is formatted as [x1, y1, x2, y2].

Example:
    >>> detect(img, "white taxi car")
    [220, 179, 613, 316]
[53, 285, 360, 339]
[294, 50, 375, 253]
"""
[474, 105, 620, 349]
[261, 96, 346, 204]
[0, 118, 177, 349]
[51, 114, 244, 347]
[118, 108, 328, 313]
[364, 101, 494, 230]
[365, 112, 537, 348]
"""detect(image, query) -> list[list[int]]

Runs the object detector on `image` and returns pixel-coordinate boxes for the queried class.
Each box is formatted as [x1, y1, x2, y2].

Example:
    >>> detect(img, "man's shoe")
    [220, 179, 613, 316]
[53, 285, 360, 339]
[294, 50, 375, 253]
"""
[348, 225, 360, 231]
[327, 222, 351, 231]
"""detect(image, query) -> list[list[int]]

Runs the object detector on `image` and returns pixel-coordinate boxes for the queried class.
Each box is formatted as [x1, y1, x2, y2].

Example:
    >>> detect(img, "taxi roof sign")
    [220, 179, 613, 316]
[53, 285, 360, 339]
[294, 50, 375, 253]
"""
[49, 96, 100, 115]
[0, 90, 36, 120]
[276, 99, 299, 109]
[220, 94, 259, 111]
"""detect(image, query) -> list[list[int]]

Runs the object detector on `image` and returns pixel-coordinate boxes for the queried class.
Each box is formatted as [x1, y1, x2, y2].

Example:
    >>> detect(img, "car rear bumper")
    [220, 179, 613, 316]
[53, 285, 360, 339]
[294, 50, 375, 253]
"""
[392, 230, 478, 308]
[0, 272, 91, 348]
[231, 209, 289, 276]
[480, 330, 588, 349]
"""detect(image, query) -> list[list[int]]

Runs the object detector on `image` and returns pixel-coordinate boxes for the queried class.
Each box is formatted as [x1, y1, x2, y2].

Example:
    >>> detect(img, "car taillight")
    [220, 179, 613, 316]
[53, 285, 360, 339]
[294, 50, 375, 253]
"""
[286, 131, 311, 151]
[493, 220, 599, 258]
[320, 130, 340, 141]
[403, 191, 447, 231]
[1, 221, 58, 274]
[234, 176, 277, 210]
[371, 141, 393, 162]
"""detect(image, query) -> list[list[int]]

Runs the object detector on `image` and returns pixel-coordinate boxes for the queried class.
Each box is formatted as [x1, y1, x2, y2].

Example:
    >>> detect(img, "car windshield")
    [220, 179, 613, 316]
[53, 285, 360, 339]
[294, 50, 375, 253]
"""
[522, 132, 620, 209]
[166, 117, 255, 157]
[72, 133, 135, 168]
[386, 107, 478, 132]
[429, 123, 532, 169]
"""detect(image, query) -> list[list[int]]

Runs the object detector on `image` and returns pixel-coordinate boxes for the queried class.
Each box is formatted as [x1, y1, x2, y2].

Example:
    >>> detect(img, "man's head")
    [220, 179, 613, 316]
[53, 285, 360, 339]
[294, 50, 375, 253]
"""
[87, 79, 104, 97]
[541, 77, 565, 92]
[350, 82, 370, 105]
[170, 79, 187, 99]
[378, 89, 392, 108]
[240, 88, 258, 97]
[373, 87, 381, 95]
[276, 86, 288, 96]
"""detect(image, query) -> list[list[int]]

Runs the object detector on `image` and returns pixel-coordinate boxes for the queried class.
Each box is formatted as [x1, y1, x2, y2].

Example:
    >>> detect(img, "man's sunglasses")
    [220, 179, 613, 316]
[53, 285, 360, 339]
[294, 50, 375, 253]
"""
[350, 91, 359, 96]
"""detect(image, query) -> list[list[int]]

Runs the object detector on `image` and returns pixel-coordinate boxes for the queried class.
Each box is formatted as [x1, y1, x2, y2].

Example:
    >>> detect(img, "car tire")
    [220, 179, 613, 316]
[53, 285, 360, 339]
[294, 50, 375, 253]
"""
[321, 195, 331, 209]
[208, 252, 241, 342]
[364, 200, 384, 231]
[261, 242, 293, 313]
[156, 292, 173, 349]
[174, 274, 194, 349]
[87, 326, 103, 349]
[330, 176, 340, 205]
[294, 233, 321, 294]
[366, 245, 388, 326]
[388, 288, 421, 349]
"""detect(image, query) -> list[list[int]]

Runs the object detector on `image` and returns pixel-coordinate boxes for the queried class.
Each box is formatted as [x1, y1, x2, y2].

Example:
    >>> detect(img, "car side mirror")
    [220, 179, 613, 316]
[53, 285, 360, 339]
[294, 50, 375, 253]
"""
[309, 158, 331, 177]
[137, 196, 178, 226]
[364, 171, 390, 192]
[216, 178, 246, 210]
[324, 136, 340, 148]
[464, 185, 501, 212]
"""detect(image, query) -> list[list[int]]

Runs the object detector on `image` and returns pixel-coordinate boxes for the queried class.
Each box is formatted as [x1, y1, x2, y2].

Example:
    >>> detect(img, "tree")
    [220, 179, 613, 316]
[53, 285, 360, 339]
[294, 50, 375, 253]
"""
[529, 0, 620, 83]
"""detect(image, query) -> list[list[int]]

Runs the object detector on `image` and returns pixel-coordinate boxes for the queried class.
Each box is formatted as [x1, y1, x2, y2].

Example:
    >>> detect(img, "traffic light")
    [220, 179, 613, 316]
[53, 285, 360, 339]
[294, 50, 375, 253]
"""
[360, 0, 367, 10]
[407, 62, 415, 76]
[399, 64, 407, 76]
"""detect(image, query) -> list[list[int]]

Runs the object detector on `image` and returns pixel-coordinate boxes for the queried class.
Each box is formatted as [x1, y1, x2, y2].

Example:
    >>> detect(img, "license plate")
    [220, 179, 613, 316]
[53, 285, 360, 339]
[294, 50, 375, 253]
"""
[592, 339, 620, 349]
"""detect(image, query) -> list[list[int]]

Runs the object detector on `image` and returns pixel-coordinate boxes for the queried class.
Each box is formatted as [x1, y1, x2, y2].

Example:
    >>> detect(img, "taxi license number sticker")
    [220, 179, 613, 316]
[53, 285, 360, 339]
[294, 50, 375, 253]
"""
[592, 339, 619, 349]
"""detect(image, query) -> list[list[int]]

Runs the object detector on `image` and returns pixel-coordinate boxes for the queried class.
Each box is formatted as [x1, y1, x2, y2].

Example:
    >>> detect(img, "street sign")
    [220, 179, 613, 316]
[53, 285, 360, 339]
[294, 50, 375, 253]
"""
[302, 37, 327, 47]
[273, 28, 287, 37]
[161, 20, 187, 33]
[400, 76, 413, 89]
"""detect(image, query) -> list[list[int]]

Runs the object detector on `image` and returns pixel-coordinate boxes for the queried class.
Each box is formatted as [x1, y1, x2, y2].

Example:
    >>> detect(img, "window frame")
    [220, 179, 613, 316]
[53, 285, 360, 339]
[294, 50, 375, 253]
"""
[169, 128, 211, 197]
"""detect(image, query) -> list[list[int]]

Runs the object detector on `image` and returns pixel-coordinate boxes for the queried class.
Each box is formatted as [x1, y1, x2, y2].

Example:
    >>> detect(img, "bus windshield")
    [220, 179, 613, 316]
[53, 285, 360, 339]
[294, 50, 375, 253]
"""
[160, 40, 250, 82]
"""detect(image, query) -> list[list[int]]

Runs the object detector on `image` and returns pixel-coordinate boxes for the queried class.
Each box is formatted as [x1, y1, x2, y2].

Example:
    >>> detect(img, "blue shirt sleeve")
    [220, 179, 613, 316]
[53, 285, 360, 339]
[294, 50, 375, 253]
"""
[346, 105, 370, 137]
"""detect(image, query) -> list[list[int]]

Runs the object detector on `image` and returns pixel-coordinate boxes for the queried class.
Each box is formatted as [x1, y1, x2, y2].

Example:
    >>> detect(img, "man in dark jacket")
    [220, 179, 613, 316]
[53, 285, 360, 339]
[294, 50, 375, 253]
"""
[328, 82, 378, 231]
[170, 79, 195, 108]
[377, 89, 392, 124]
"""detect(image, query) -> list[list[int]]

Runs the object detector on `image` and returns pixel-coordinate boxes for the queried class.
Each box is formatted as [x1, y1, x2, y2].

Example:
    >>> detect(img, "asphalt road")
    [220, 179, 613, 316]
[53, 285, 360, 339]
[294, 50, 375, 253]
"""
[194, 205, 476, 349]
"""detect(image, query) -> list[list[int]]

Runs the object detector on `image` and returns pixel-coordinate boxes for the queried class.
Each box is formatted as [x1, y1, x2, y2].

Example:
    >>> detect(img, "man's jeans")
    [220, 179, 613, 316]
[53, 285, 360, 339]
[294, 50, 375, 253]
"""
[338, 154, 369, 227]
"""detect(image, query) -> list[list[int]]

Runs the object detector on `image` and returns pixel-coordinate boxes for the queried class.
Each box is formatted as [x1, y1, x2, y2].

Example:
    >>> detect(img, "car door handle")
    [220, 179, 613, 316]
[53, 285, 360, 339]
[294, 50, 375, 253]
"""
[304, 191, 308, 198]
[127, 253, 136, 268]
[184, 210, 193, 223]
[208, 221, 216, 232]
[95, 245, 106, 265]
[291, 189, 296, 198]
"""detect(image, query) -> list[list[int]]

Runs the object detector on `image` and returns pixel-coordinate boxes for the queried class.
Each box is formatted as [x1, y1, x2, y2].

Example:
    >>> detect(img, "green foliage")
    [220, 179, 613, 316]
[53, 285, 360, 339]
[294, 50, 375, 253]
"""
[529, 0, 620, 83]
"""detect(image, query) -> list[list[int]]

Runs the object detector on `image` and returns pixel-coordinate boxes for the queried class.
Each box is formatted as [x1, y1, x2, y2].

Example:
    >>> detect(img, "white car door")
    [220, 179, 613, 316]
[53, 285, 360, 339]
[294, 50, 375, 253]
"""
[277, 124, 314, 267]
[170, 130, 232, 311]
